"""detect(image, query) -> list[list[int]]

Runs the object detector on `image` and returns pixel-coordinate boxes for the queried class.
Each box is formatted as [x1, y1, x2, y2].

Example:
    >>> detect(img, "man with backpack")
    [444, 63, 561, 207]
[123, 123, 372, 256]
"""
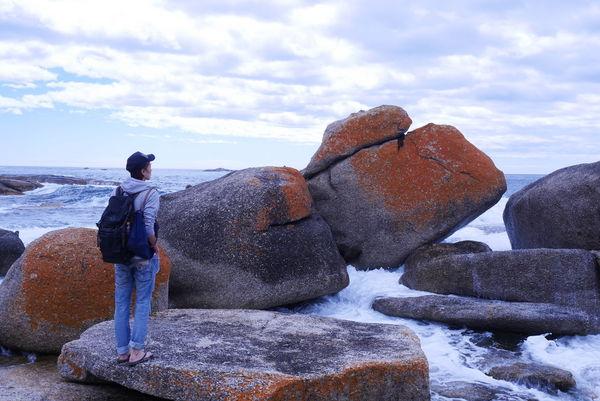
[98, 151, 160, 366]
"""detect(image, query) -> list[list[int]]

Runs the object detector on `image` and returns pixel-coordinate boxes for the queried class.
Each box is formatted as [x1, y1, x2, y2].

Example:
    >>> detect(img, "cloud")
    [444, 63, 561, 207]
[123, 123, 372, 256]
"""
[0, 0, 599, 171]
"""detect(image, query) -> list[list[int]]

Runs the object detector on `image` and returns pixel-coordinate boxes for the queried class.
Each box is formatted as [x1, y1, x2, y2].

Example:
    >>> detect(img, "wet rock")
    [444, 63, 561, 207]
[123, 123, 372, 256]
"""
[504, 161, 600, 250]
[0, 182, 23, 195]
[431, 381, 537, 401]
[372, 295, 599, 335]
[302, 105, 413, 179]
[0, 228, 171, 353]
[404, 240, 491, 270]
[306, 111, 506, 269]
[0, 355, 160, 401]
[400, 248, 600, 313]
[58, 309, 430, 401]
[0, 229, 25, 275]
[487, 362, 576, 393]
[0, 175, 118, 195]
[0, 178, 42, 195]
[158, 166, 349, 309]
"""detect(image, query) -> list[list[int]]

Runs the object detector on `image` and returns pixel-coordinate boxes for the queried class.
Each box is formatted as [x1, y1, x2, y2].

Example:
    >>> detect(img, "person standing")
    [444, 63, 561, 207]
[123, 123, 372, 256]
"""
[113, 151, 160, 366]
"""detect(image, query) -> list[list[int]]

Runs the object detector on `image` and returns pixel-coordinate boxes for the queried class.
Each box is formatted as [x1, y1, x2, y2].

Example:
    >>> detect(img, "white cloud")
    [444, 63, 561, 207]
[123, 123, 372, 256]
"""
[0, 0, 599, 172]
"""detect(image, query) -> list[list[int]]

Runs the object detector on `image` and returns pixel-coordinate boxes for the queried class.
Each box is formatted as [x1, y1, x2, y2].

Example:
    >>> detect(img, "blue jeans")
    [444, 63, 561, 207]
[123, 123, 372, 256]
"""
[114, 254, 160, 355]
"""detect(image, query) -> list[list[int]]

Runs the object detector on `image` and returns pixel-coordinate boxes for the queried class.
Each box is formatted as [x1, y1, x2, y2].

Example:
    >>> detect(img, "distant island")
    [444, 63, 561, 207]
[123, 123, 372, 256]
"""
[202, 167, 235, 172]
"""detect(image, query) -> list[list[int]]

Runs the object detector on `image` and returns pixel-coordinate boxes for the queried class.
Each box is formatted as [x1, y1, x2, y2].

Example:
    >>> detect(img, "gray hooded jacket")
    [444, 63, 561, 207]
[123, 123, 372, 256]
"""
[112, 177, 160, 238]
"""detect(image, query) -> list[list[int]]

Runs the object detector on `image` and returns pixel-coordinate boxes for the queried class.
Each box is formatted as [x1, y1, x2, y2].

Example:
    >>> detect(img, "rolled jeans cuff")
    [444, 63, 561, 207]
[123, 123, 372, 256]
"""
[129, 340, 145, 350]
[117, 345, 129, 355]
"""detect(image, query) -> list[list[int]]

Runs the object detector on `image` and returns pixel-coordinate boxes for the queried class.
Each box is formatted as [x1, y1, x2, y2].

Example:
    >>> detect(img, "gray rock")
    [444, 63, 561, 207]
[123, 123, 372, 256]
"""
[404, 240, 491, 270]
[504, 161, 600, 250]
[0, 229, 24, 275]
[0, 182, 23, 195]
[400, 248, 600, 313]
[0, 175, 119, 196]
[158, 166, 349, 309]
[0, 174, 118, 186]
[487, 362, 576, 393]
[58, 309, 430, 401]
[0, 356, 160, 401]
[0, 178, 42, 195]
[372, 295, 599, 335]
[307, 120, 506, 270]
[431, 381, 537, 401]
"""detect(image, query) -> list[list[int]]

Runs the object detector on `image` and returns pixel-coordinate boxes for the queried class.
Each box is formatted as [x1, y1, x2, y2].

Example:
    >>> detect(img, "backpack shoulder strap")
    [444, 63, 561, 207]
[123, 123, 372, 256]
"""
[139, 187, 157, 209]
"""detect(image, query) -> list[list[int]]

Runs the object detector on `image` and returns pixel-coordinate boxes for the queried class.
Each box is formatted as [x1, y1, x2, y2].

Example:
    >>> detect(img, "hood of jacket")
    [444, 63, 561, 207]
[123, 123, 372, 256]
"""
[120, 177, 152, 195]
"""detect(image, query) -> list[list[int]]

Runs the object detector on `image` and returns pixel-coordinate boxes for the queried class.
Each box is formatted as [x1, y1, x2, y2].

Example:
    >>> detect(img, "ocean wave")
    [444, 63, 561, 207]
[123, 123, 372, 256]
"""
[280, 266, 556, 401]
[524, 334, 600, 399]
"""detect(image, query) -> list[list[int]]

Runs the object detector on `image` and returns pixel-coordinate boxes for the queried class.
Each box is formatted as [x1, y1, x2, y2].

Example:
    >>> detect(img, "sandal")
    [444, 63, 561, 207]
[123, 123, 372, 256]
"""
[116, 353, 130, 363]
[127, 351, 153, 366]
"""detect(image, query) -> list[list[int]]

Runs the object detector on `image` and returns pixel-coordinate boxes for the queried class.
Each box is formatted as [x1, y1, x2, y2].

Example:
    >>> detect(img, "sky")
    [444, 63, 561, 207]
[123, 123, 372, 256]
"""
[1, 0, 600, 173]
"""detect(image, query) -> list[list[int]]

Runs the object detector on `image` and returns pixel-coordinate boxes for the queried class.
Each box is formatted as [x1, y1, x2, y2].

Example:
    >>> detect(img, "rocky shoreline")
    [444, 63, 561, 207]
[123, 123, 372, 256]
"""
[1, 105, 599, 400]
[0, 174, 119, 196]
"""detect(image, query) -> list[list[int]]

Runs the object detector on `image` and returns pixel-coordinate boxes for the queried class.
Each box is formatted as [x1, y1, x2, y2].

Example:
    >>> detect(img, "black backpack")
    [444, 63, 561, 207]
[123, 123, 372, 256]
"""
[96, 186, 145, 264]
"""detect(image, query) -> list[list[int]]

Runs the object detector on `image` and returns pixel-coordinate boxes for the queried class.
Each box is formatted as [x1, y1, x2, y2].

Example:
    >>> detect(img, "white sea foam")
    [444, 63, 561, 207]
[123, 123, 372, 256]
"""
[26, 183, 63, 196]
[523, 334, 600, 399]
[445, 196, 512, 250]
[284, 267, 561, 401]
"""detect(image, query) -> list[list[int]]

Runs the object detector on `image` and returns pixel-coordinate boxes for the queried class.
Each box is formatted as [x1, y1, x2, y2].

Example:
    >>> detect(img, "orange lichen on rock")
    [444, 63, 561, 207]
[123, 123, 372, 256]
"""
[305, 105, 412, 177]
[254, 167, 312, 231]
[269, 360, 429, 401]
[155, 246, 171, 287]
[269, 167, 312, 222]
[21, 228, 115, 329]
[350, 123, 506, 231]
[57, 351, 88, 382]
[21, 228, 170, 330]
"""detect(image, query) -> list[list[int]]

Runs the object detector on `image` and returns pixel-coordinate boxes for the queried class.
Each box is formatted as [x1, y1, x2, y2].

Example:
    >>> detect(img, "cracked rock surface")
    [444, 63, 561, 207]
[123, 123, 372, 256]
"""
[58, 309, 430, 401]
[305, 106, 506, 269]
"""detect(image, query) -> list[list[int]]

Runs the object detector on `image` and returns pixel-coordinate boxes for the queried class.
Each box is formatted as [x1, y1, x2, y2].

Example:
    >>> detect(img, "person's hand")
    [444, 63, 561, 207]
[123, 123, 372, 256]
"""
[148, 234, 158, 251]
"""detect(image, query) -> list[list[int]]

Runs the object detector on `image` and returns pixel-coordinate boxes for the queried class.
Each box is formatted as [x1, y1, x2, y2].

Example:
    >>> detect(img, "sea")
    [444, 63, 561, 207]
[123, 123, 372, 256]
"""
[0, 166, 598, 401]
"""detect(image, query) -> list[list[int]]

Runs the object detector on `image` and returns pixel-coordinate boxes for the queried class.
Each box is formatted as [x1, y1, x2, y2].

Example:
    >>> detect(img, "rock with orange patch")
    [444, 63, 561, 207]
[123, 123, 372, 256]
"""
[303, 105, 412, 179]
[307, 121, 506, 269]
[58, 309, 430, 401]
[158, 166, 348, 309]
[0, 228, 170, 353]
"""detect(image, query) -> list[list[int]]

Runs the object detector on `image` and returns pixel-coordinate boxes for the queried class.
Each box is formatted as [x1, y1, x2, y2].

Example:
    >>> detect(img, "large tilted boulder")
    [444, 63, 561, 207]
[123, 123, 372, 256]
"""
[400, 249, 600, 313]
[58, 309, 430, 401]
[0, 355, 160, 401]
[372, 295, 600, 335]
[304, 105, 506, 269]
[504, 161, 600, 250]
[0, 229, 25, 275]
[0, 228, 171, 353]
[158, 166, 349, 309]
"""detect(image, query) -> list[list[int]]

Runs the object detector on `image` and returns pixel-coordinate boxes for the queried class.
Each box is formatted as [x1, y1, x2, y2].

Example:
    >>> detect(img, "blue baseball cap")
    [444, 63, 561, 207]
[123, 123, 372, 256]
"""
[126, 151, 155, 173]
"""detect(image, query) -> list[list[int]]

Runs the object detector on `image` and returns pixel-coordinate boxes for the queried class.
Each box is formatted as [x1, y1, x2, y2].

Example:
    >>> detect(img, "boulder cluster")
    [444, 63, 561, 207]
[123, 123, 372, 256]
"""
[374, 161, 600, 339]
[3, 104, 595, 399]
[373, 164, 600, 399]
